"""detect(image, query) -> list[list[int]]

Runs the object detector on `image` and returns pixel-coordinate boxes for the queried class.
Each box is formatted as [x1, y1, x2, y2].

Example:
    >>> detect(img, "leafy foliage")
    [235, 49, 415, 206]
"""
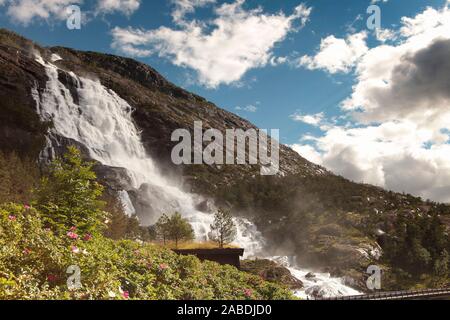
[383, 213, 450, 277]
[33, 146, 107, 236]
[157, 212, 195, 248]
[0, 151, 39, 204]
[155, 214, 170, 245]
[102, 195, 154, 241]
[209, 209, 237, 248]
[0, 203, 293, 300]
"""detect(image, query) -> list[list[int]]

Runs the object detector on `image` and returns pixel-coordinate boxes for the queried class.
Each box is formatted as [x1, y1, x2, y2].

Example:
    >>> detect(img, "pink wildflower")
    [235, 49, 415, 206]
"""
[8, 215, 16, 221]
[244, 289, 253, 297]
[159, 263, 168, 271]
[23, 248, 32, 255]
[69, 226, 77, 231]
[83, 234, 93, 241]
[67, 231, 79, 240]
[47, 274, 57, 282]
[71, 246, 80, 254]
[122, 291, 130, 299]
[24, 204, 31, 210]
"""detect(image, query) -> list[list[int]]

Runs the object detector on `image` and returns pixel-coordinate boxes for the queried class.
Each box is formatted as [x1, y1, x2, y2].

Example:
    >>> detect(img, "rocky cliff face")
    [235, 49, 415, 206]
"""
[0, 31, 49, 158]
[1, 29, 449, 290]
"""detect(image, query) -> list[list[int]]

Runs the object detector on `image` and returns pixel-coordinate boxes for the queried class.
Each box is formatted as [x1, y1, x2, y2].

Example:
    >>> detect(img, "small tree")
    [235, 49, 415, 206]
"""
[209, 209, 237, 248]
[155, 214, 170, 245]
[33, 146, 107, 235]
[166, 212, 194, 248]
[434, 249, 449, 276]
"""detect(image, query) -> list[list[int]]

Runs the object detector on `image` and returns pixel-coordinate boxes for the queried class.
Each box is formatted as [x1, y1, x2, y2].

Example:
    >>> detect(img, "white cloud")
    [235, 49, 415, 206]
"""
[171, 0, 216, 25]
[303, 121, 450, 202]
[236, 104, 258, 113]
[111, 1, 312, 88]
[292, 3, 450, 203]
[291, 144, 323, 165]
[375, 28, 397, 43]
[96, 0, 141, 16]
[1, 0, 82, 25]
[343, 7, 450, 126]
[400, 6, 447, 37]
[0, 0, 140, 25]
[269, 56, 288, 66]
[290, 112, 324, 126]
[298, 31, 369, 74]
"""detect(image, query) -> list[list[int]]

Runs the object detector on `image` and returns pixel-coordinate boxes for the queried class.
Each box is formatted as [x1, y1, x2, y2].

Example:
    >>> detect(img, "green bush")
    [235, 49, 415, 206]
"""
[0, 148, 293, 300]
[0, 151, 39, 204]
[33, 146, 107, 236]
[0, 202, 293, 300]
[155, 212, 195, 248]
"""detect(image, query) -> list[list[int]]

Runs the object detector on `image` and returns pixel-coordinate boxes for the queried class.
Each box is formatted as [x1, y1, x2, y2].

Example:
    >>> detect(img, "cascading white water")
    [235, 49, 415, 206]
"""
[290, 267, 360, 299]
[34, 56, 263, 256]
[34, 56, 359, 298]
[270, 257, 360, 299]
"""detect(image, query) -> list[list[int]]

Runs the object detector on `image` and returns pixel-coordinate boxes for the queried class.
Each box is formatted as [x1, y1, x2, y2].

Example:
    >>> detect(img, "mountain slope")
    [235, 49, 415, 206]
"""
[1, 29, 449, 291]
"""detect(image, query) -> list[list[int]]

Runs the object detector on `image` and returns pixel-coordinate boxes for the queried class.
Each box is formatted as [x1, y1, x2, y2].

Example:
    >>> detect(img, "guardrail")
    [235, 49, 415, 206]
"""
[317, 288, 450, 300]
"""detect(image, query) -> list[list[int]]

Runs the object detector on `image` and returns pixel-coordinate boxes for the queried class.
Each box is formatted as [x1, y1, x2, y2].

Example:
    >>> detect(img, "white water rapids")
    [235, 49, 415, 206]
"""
[34, 56, 359, 299]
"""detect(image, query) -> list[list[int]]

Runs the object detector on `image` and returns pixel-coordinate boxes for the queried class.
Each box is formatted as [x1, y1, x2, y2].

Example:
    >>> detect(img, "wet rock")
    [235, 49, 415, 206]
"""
[305, 272, 316, 279]
[39, 134, 90, 164]
[93, 164, 134, 191]
[305, 285, 326, 299]
[196, 199, 215, 213]
[241, 259, 303, 290]
[128, 191, 155, 225]
[57, 69, 79, 105]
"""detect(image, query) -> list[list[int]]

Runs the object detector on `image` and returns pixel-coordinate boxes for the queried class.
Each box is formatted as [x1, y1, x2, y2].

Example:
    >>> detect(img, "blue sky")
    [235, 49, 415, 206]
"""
[2, 0, 450, 202]
[0, 0, 442, 144]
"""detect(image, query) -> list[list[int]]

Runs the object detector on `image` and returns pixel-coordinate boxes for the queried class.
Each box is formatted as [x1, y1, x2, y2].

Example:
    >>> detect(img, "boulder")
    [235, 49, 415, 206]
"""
[93, 164, 134, 191]
[195, 199, 215, 213]
[241, 259, 303, 289]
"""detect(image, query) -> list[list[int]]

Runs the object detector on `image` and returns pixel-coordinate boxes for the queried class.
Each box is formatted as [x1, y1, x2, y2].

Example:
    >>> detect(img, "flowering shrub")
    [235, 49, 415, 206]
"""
[0, 148, 294, 300]
[0, 203, 294, 300]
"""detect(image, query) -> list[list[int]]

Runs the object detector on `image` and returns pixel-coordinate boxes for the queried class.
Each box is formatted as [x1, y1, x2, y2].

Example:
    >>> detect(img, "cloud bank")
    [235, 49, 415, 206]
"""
[0, 0, 141, 25]
[293, 3, 450, 203]
[111, 0, 312, 88]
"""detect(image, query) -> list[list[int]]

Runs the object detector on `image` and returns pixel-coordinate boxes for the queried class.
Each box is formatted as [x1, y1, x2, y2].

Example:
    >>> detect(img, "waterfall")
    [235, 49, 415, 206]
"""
[34, 56, 359, 298]
[34, 56, 263, 256]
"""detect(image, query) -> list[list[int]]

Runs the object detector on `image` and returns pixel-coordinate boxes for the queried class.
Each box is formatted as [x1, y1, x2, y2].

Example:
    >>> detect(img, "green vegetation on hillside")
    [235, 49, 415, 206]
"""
[0, 148, 293, 300]
[0, 151, 39, 204]
[217, 174, 450, 290]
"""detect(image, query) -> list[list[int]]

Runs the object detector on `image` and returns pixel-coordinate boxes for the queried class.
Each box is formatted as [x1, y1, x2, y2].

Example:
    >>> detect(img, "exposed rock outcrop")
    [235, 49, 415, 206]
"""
[241, 259, 303, 290]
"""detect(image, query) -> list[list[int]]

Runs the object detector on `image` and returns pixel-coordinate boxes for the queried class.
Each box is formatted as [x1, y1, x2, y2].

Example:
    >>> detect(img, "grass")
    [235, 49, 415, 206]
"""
[161, 241, 240, 250]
